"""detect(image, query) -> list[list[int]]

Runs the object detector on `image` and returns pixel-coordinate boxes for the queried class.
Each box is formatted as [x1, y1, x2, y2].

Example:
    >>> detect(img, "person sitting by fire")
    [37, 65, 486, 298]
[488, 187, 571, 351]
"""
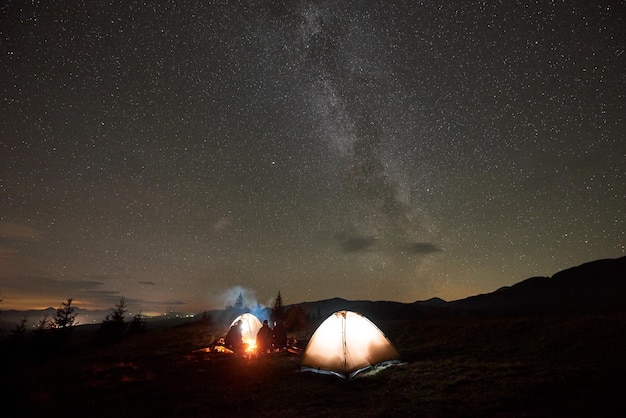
[272, 320, 287, 350]
[224, 320, 243, 352]
[256, 320, 272, 354]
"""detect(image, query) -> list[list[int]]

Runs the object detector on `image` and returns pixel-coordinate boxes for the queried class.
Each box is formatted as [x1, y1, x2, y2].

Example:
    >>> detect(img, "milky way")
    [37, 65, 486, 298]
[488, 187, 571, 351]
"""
[1, 1, 624, 314]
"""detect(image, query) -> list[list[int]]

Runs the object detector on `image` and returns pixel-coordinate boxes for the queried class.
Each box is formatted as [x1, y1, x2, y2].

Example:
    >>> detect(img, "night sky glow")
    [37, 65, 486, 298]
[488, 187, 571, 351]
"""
[1, 1, 624, 314]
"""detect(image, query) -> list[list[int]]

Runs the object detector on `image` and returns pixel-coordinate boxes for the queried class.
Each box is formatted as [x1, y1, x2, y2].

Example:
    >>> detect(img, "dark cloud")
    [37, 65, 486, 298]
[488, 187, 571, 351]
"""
[402, 242, 442, 255]
[83, 290, 137, 307]
[5, 275, 105, 294]
[61, 279, 107, 290]
[141, 299, 187, 308]
[335, 232, 378, 253]
[138, 281, 157, 286]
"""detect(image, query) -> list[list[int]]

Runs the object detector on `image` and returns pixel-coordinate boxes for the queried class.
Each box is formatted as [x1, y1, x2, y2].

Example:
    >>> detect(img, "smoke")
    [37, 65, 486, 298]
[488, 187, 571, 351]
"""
[219, 285, 259, 309]
[217, 285, 272, 323]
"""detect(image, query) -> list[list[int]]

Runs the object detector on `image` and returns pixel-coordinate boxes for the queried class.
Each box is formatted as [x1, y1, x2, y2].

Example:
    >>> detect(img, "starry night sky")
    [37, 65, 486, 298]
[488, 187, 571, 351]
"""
[1, 1, 624, 314]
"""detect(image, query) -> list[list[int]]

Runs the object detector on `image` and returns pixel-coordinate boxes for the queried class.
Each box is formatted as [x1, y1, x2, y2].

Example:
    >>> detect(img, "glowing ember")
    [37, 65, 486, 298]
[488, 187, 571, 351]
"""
[213, 345, 233, 354]
[245, 340, 257, 353]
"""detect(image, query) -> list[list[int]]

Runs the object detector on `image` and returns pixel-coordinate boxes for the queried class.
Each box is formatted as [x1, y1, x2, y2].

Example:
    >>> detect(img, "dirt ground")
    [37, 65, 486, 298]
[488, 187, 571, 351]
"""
[3, 313, 626, 417]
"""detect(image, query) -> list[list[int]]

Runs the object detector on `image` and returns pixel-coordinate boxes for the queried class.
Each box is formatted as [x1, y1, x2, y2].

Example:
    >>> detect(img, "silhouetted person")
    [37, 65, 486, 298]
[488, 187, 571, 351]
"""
[225, 320, 243, 352]
[256, 320, 272, 354]
[272, 320, 287, 350]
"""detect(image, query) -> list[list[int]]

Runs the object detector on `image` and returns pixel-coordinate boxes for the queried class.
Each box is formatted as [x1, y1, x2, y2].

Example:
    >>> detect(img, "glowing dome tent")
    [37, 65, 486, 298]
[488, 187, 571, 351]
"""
[301, 310, 400, 379]
[229, 313, 263, 349]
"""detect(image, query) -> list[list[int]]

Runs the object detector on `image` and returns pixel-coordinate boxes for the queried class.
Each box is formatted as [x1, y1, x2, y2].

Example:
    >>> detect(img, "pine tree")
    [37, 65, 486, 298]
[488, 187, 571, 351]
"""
[235, 292, 244, 311]
[109, 297, 128, 323]
[32, 314, 53, 345]
[99, 298, 128, 341]
[272, 291, 285, 322]
[129, 311, 146, 334]
[34, 314, 52, 333]
[54, 298, 77, 329]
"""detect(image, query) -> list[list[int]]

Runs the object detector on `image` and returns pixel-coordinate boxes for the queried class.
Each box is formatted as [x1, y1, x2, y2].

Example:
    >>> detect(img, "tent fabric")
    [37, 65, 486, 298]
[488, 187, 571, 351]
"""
[229, 313, 262, 348]
[301, 310, 400, 379]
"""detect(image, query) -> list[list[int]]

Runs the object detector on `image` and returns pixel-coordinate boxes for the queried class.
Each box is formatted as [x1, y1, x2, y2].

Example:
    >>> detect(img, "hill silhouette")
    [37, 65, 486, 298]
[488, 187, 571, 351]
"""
[291, 256, 626, 320]
[448, 256, 626, 315]
[3, 256, 624, 331]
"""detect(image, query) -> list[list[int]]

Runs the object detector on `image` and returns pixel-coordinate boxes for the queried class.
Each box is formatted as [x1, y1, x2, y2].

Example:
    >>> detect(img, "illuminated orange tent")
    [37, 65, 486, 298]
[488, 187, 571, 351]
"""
[300, 310, 400, 379]
[229, 313, 263, 351]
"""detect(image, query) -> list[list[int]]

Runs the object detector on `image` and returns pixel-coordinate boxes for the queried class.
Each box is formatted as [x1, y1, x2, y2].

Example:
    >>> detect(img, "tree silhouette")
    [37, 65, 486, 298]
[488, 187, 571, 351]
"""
[31, 314, 53, 347]
[272, 291, 285, 323]
[235, 292, 244, 310]
[53, 298, 77, 329]
[34, 314, 52, 334]
[98, 297, 128, 342]
[129, 311, 146, 334]
[109, 297, 128, 323]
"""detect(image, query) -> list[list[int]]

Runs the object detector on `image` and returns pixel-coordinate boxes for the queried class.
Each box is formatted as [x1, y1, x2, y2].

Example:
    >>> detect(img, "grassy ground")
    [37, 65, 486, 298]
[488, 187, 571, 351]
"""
[3, 313, 625, 417]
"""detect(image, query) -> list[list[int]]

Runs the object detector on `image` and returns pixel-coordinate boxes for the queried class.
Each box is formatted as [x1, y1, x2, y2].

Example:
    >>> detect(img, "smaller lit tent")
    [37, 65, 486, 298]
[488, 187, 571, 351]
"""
[229, 313, 263, 349]
[301, 310, 400, 379]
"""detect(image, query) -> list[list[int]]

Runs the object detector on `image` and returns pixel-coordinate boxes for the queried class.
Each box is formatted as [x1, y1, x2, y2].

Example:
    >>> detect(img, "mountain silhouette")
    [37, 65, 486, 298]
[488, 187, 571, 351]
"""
[293, 256, 626, 320]
[3, 257, 624, 331]
[448, 256, 626, 315]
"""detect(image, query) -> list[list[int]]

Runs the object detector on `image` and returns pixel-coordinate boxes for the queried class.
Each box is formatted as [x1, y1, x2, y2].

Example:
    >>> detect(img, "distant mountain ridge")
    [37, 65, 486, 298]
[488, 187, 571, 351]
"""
[448, 256, 626, 315]
[0, 307, 110, 331]
[292, 256, 626, 320]
[0, 307, 192, 331]
[3, 256, 625, 330]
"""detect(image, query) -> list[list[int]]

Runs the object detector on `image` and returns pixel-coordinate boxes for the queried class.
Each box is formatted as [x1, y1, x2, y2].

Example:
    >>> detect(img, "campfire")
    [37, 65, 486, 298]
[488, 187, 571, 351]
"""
[196, 313, 302, 357]
[245, 340, 257, 354]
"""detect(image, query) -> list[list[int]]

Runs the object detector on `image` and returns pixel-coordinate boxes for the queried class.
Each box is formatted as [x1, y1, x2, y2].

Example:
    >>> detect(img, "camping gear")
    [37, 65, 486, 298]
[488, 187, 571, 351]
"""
[228, 313, 262, 351]
[301, 310, 400, 379]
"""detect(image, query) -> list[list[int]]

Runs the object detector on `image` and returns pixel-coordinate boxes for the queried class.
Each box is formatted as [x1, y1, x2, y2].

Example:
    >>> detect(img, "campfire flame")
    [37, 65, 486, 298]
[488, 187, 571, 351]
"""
[245, 340, 257, 353]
